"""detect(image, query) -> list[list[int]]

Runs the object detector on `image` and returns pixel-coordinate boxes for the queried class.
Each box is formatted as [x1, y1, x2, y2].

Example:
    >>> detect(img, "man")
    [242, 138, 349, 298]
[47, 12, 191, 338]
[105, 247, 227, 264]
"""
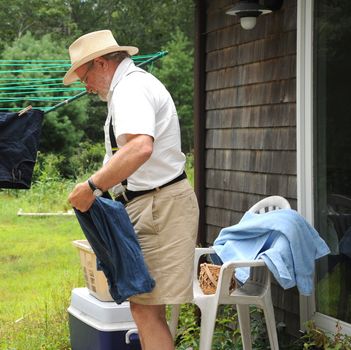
[64, 30, 199, 350]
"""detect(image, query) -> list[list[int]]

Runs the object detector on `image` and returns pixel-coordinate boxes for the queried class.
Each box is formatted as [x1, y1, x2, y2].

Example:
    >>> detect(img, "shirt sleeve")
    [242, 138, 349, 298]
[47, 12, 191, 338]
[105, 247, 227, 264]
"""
[110, 74, 156, 146]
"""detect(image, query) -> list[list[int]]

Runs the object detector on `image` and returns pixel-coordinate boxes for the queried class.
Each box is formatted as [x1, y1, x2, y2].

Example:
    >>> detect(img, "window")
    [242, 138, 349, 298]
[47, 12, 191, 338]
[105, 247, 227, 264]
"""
[314, 0, 351, 324]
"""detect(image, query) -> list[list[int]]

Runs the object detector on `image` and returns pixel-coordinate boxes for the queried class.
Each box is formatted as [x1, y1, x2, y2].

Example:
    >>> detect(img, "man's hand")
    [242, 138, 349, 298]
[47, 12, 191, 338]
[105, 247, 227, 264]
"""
[68, 181, 95, 212]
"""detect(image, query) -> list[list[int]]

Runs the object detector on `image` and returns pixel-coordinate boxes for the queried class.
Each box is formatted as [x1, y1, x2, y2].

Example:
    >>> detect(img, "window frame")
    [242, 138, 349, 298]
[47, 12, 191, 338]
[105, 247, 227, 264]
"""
[297, 0, 351, 334]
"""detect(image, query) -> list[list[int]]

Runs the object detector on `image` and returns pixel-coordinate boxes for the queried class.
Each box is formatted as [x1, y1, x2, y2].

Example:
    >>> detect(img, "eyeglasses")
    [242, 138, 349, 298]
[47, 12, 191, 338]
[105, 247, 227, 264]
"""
[80, 61, 94, 85]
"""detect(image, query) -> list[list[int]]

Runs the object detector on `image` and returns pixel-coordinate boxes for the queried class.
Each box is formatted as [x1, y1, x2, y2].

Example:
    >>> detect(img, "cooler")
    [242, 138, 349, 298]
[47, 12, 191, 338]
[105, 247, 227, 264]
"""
[68, 287, 141, 350]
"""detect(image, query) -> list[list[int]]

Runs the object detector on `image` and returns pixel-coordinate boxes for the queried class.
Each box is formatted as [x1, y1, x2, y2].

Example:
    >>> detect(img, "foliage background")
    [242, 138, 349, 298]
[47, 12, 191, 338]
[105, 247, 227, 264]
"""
[0, 2, 196, 347]
[0, 0, 195, 177]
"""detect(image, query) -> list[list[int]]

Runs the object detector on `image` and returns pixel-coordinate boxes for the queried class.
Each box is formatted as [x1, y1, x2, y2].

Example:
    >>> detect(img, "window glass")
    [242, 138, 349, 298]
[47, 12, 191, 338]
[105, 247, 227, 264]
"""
[314, 0, 351, 323]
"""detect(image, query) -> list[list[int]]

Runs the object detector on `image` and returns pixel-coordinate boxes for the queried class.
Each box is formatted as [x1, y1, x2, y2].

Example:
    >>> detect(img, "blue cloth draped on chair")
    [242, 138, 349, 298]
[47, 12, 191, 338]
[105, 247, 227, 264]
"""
[213, 209, 330, 295]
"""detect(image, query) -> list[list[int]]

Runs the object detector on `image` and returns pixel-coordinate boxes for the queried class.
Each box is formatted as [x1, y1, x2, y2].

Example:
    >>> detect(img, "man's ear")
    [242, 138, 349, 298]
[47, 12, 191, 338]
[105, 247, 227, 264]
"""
[94, 57, 109, 71]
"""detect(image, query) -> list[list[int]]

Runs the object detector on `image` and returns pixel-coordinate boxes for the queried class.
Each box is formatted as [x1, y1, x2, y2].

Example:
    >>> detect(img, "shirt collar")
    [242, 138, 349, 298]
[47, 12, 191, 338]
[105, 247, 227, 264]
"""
[107, 57, 135, 101]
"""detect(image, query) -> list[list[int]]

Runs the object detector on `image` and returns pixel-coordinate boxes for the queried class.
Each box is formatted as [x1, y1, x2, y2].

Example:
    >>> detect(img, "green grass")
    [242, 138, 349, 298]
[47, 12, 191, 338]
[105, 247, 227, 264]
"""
[0, 187, 85, 350]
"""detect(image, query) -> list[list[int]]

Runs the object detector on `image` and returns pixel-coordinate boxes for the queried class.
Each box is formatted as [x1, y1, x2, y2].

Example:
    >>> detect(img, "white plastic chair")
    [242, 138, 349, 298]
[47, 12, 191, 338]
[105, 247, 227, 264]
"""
[169, 195, 291, 350]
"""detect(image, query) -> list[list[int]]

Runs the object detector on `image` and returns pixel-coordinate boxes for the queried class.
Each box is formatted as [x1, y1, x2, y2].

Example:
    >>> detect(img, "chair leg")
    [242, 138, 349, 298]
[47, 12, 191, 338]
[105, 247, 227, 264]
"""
[237, 304, 252, 350]
[168, 304, 181, 340]
[198, 304, 218, 350]
[262, 301, 279, 350]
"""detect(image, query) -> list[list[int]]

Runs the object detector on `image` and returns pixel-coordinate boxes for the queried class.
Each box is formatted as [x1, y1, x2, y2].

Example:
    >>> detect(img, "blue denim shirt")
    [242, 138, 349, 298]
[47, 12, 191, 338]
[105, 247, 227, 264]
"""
[74, 197, 155, 304]
[0, 110, 43, 189]
[214, 209, 330, 295]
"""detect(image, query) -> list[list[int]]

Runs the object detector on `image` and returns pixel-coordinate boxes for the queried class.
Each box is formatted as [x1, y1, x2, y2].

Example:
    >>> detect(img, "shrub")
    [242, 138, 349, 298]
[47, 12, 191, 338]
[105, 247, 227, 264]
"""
[68, 141, 105, 178]
[32, 152, 63, 183]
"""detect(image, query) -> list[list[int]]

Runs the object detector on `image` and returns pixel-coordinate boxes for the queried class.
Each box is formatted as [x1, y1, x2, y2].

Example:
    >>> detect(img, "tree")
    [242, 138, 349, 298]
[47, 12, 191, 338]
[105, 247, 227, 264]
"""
[0, 1, 195, 174]
[153, 29, 194, 153]
[0, 0, 74, 51]
[105, 0, 194, 53]
[0, 0, 195, 54]
[2, 33, 89, 160]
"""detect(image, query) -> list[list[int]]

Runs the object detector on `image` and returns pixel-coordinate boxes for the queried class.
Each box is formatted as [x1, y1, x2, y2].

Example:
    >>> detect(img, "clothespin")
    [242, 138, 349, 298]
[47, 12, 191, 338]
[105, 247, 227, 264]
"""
[18, 105, 32, 116]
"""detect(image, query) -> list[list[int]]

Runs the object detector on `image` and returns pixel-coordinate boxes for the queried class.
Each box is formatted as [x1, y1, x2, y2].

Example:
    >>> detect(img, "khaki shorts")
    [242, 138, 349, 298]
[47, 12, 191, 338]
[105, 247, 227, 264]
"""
[126, 179, 199, 305]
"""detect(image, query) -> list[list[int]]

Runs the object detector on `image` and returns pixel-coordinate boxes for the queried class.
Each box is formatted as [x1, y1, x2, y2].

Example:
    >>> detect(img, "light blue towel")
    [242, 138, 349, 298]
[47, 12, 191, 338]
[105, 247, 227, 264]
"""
[213, 209, 330, 295]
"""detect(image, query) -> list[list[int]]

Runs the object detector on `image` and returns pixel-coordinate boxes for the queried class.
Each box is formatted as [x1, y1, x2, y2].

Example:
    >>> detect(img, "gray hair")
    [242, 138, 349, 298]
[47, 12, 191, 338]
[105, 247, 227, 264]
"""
[102, 51, 130, 63]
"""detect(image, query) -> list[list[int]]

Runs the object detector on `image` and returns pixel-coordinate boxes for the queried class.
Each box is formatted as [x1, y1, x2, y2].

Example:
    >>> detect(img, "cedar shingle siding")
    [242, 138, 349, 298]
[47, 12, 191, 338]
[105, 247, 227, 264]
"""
[199, 0, 300, 336]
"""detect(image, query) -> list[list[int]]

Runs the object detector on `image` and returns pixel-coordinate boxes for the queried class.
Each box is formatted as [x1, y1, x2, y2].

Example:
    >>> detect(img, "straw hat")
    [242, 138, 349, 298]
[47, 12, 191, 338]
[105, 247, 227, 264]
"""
[63, 30, 139, 85]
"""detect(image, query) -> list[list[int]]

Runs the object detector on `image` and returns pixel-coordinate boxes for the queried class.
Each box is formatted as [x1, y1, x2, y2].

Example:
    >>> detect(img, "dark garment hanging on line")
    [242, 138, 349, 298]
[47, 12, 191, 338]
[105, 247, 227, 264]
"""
[0, 109, 44, 189]
[74, 197, 155, 304]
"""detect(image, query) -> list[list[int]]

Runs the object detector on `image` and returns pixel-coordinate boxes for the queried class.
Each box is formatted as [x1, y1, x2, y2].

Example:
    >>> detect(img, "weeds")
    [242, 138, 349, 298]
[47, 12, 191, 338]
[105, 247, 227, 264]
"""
[175, 304, 270, 350]
[0, 278, 78, 350]
[297, 320, 351, 349]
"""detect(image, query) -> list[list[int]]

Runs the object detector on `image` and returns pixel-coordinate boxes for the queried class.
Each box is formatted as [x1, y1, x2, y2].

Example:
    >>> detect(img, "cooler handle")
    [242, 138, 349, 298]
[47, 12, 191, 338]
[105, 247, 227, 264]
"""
[125, 328, 139, 344]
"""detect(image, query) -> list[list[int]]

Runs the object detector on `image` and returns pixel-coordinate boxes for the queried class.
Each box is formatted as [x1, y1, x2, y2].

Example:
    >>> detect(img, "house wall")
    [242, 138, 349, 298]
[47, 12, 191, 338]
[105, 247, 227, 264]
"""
[199, 0, 300, 336]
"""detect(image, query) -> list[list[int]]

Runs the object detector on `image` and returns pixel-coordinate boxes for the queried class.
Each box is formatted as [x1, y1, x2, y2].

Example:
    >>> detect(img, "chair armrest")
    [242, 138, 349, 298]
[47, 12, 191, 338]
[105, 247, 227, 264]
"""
[222, 259, 266, 269]
[194, 247, 215, 263]
[215, 259, 268, 298]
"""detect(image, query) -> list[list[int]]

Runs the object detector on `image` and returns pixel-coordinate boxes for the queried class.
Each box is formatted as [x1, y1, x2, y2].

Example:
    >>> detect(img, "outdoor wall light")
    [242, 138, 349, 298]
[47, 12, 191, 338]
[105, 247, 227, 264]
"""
[226, 0, 283, 30]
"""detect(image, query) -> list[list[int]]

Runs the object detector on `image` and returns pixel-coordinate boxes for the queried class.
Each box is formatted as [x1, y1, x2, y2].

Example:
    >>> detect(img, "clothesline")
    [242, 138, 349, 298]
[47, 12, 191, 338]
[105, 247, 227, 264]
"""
[0, 51, 168, 113]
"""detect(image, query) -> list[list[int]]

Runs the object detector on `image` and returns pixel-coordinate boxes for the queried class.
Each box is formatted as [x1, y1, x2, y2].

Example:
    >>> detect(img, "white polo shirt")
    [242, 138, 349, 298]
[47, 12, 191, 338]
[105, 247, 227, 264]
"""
[104, 58, 186, 192]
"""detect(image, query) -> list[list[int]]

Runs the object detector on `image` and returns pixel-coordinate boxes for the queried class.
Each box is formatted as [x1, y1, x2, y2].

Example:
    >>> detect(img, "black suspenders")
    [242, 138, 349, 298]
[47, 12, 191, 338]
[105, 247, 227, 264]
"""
[109, 118, 127, 187]
[109, 118, 119, 155]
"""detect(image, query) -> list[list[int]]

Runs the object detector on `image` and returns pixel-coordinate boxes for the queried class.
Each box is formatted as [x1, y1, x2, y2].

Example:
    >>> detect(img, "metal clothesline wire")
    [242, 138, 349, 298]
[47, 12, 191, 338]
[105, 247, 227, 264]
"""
[44, 51, 168, 114]
[0, 51, 168, 113]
